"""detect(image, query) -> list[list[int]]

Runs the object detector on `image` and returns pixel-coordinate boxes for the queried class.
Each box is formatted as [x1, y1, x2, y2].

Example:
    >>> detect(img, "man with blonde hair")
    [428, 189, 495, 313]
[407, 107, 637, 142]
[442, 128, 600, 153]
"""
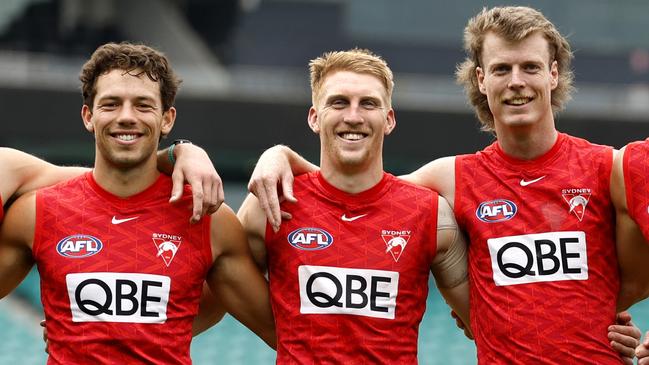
[238, 48, 471, 363]
[247, 6, 642, 364]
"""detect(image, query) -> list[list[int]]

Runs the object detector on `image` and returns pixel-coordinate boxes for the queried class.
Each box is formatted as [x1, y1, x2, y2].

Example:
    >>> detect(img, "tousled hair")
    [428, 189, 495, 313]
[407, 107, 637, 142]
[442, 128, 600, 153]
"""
[80, 42, 181, 111]
[456, 6, 574, 132]
[309, 48, 394, 107]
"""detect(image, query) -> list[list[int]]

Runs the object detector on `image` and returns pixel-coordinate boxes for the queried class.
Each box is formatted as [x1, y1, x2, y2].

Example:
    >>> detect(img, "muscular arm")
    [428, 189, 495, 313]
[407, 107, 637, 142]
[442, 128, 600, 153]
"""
[0, 192, 36, 298]
[430, 196, 471, 337]
[0, 148, 87, 202]
[611, 147, 649, 310]
[192, 282, 226, 336]
[237, 193, 269, 273]
[401, 156, 456, 207]
[247, 145, 318, 231]
[206, 204, 276, 348]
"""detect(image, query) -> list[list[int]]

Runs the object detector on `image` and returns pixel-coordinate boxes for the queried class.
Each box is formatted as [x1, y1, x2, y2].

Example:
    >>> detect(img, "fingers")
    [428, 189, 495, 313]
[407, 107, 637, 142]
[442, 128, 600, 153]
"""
[212, 179, 225, 216]
[638, 341, 649, 363]
[616, 311, 632, 325]
[281, 173, 297, 203]
[609, 324, 641, 359]
[263, 182, 281, 232]
[169, 170, 185, 204]
[190, 185, 205, 224]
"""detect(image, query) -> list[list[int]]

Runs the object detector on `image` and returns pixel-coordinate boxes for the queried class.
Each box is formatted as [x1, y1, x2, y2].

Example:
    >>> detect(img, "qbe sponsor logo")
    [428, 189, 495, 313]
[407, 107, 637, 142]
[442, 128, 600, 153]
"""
[487, 231, 588, 286]
[66, 273, 170, 323]
[298, 265, 399, 319]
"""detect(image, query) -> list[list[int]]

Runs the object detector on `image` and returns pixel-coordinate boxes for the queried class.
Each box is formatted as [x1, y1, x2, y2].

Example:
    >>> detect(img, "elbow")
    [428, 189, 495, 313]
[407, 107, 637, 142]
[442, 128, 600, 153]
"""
[617, 280, 649, 311]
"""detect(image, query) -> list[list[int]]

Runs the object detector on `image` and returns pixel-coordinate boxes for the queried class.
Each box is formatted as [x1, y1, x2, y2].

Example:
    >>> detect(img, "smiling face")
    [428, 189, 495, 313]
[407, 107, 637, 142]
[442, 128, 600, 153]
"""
[81, 68, 175, 171]
[308, 70, 395, 173]
[476, 31, 558, 132]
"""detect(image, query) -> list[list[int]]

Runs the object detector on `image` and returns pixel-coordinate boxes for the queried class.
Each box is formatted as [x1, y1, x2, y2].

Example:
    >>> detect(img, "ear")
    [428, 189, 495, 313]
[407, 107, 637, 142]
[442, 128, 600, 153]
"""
[549, 60, 559, 90]
[81, 105, 94, 133]
[384, 108, 396, 136]
[476, 67, 487, 95]
[307, 106, 320, 134]
[160, 107, 177, 137]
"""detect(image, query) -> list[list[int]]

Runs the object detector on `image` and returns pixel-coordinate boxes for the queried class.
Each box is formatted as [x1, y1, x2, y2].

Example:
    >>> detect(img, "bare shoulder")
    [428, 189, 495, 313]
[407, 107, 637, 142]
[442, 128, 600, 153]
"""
[0, 190, 37, 248]
[401, 156, 456, 203]
[210, 203, 248, 257]
[436, 195, 459, 252]
[237, 194, 266, 236]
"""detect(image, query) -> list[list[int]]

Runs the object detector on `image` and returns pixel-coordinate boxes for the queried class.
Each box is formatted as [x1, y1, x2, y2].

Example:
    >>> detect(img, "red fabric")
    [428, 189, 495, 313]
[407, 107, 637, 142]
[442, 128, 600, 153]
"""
[266, 172, 438, 364]
[34, 172, 212, 364]
[623, 139, 649, 242]
[455, 133, 620, 364]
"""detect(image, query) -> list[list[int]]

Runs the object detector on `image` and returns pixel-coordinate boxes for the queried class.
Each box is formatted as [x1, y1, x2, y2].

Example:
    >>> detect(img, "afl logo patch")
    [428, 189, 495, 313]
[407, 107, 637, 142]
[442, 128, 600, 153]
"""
[56, 235, 103, 258]
[476, 199, 517, 223]
[287, 227, 334, 251]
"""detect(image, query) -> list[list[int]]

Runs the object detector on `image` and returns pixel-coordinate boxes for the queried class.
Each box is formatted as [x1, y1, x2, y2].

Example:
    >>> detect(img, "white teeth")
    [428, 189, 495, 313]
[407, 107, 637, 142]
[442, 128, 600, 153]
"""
[507, 97, 530, 105]
[340, 133, 364, 140]
[116, 134, 137, 141]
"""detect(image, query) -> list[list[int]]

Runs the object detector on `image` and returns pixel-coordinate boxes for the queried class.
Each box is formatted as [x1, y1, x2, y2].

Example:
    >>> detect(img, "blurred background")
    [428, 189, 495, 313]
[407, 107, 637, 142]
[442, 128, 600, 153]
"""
[1, 0, 648, 363]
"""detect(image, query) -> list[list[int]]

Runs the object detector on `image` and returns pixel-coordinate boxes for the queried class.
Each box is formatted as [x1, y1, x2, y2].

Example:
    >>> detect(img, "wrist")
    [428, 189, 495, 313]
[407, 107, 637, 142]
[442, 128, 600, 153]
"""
[167, 139, 193, 165]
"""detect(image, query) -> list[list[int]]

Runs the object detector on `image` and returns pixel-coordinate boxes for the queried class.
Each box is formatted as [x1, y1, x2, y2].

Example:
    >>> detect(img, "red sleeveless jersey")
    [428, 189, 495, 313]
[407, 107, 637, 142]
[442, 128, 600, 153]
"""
[265, 172, 438, 364]
[33, 172, 212, 364]
[455, 133, 620, 364]
[623, 139, 649, 241]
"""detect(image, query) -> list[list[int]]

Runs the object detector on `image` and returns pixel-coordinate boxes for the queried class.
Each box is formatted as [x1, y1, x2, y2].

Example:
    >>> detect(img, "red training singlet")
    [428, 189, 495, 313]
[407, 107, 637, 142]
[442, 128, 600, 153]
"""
[266, 172, 438, 364]
[623, 139, 649, 241]
[33, 172, 212, 364]
[455, 133, 620, 364]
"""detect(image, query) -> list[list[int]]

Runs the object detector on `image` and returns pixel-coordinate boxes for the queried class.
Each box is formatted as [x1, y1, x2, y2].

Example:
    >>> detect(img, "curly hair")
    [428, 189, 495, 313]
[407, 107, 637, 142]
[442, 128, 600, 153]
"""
[80, 42, 181, 111]
[309, 48, 394, 107]
[456, 6, 575, 132]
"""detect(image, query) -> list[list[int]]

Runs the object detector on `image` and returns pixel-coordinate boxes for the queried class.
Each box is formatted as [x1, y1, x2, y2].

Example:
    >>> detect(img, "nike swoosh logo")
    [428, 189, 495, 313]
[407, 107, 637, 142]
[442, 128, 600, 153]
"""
[111, 216, 139, 224]
[520, 176, 546, 187]
[341, 214, 368, 222]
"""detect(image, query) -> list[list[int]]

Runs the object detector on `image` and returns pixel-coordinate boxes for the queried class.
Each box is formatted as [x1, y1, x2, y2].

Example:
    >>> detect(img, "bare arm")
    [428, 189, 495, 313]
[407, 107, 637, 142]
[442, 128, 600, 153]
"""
[157, 143, 224, 223]
[611, 147, 649, 310]
[0, 148, 87, 202]
[401, 156, 456, 207]
[0, 192, 36, 298]
[247, 145, 318, 232]
[430, 196, 471, 338]
[237, 193, 269, 273]
[206, 204, 276, 348]
[192, 282, 226, 336]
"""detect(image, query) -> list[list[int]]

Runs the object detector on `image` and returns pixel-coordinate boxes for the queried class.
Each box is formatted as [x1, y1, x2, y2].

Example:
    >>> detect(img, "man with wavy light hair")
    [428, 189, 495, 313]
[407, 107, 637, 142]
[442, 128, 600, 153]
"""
[245, 6, 642, 364]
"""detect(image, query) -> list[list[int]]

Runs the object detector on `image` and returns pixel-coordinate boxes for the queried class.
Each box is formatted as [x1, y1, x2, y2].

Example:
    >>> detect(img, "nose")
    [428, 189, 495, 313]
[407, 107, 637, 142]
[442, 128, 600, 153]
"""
[343, 104, 364, 124]
[116, 104, 137, 124]
[508, 67, 526, 89]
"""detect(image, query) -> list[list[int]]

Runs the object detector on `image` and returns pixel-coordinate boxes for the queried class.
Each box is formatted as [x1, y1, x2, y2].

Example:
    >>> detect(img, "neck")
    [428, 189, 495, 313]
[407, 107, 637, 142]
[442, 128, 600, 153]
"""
[494, 119, 558, 160]
[92, 155, 160, 198]
[320, 159, 384, 194]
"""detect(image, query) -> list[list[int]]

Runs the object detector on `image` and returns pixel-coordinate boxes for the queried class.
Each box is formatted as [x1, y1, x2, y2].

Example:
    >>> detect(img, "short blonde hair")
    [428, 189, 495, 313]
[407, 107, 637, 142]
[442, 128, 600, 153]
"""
[456, 6, 575, 132]
[309, 48, 394, 107]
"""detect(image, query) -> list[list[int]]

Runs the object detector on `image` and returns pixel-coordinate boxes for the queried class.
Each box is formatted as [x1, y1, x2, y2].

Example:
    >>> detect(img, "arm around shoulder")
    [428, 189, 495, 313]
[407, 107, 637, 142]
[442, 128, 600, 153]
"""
[401, 156, 456, 204]
[0, 191, 37, 298]
[430, 195, 471, 337]
[611, 147, 649, 310]
[206, 204, 276, 348]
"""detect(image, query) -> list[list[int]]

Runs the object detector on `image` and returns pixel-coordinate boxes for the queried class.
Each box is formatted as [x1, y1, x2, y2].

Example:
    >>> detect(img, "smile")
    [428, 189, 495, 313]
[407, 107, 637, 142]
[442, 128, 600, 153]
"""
[338, 132, 367, 141]
[504, 96, 534, 106]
